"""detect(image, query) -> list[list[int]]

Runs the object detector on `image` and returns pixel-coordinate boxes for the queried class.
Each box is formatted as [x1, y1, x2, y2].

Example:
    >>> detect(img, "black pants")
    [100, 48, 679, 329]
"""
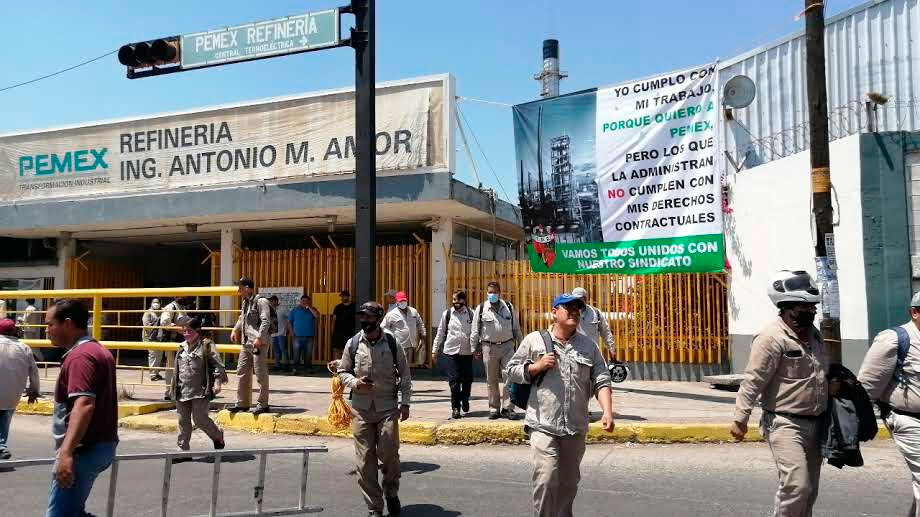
[445, 354, 473, 410]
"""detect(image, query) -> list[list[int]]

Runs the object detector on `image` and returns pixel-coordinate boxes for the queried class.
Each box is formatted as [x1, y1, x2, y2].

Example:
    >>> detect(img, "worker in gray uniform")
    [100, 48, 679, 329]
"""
[571, 287, 615, 356]
[731, 270, 829, 517]
[230, 277, 272, 415]
[338, 301, 412, 517]
[470, 281, 524, 420]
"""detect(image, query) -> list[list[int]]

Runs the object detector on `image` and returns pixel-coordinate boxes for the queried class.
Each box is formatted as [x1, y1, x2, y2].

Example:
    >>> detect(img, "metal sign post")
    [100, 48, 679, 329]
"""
[118, 1, 378, 308]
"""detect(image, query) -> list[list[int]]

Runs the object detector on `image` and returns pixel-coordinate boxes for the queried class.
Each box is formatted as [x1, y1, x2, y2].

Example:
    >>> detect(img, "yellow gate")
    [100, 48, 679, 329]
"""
[233, 244, 431, 364]
[448, 259, 728, 365]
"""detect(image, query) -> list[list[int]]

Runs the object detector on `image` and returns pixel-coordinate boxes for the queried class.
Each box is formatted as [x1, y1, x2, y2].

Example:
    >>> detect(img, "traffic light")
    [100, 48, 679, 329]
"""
[118, 37, 180, 68]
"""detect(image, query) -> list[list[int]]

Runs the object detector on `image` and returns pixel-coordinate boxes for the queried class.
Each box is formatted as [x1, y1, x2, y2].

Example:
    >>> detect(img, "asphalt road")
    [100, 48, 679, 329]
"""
[0, 414, 914, 516]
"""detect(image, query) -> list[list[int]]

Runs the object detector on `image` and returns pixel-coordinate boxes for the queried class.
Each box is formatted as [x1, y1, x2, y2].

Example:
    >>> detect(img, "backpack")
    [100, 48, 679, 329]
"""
[348, 331, 401, 399]
[509, 330, 553, 410]
[892, 326, 912, 384]
[256, 295, 279, 335]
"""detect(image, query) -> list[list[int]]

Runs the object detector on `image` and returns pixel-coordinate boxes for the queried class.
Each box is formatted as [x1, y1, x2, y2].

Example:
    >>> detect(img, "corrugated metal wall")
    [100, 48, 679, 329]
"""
[234, 244, 431, 365]
[720, 0, 920, 168]
[449, 259, 728, 365]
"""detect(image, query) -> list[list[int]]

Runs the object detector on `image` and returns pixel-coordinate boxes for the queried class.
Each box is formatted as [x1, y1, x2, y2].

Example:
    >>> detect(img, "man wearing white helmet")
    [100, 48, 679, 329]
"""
[858, 291, 920, 514]
[571, 287, 615, 357]
[730, 270, 829, 517]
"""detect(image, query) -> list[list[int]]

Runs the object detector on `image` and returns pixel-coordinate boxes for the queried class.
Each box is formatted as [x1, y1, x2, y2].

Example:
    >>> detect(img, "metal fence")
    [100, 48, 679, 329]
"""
[0, 445, 328, 517]
[448, 259, 729, 365]
[235, 244, 431, 365]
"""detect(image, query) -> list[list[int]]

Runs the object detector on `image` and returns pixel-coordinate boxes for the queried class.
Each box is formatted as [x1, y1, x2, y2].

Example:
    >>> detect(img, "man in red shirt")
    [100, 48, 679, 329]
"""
[45, 299, 118, 517]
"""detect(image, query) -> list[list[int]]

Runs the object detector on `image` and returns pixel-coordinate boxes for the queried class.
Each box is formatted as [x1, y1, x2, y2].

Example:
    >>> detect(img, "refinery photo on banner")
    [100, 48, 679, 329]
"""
[513, 62, 724, 274]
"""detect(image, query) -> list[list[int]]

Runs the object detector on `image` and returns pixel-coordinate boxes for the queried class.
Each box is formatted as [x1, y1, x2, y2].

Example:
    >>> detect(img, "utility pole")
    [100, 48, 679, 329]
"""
[804, 1, 841, 363]
[352, 0, 376, 307]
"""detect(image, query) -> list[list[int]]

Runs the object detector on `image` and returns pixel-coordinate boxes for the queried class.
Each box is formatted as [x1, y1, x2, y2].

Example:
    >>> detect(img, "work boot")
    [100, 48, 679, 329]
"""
[452, 408, 461, 419]
[489, 411, 500, 420]
[386, 496, 401, 516]
[227, 405, 249, 414]
[501, 408, 521, 420]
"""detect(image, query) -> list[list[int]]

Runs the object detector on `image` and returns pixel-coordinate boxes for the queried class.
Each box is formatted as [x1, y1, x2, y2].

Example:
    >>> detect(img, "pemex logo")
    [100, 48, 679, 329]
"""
[18, 148, 109, 178]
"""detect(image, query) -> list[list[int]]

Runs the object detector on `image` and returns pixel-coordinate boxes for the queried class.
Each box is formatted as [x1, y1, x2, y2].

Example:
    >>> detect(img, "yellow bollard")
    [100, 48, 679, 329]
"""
[92, 296, 103, 341]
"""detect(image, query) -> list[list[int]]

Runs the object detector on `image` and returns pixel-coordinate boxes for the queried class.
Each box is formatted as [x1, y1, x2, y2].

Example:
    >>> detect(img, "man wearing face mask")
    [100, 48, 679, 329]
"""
[432, 291, 474, 419]
[338, 302, 412, 517]
[731, 270, 828, 517]
[143, 299, 163, 382]
[471, 281, 524, 419]
[381, 292, 426, 366]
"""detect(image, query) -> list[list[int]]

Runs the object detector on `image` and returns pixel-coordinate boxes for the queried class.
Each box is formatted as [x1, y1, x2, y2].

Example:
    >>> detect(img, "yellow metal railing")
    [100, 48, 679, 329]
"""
[1, 287, 244, 383]
[447, 256, 729, 365]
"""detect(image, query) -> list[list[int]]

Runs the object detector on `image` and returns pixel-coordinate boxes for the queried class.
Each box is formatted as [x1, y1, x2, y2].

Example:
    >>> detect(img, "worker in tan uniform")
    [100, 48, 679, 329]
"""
[229, 277, 272, 415]
[470, 281, 524, 419]
[731, 270, 829, 517]
[338, 301, 412, 517]
[858, 291, 920, 515]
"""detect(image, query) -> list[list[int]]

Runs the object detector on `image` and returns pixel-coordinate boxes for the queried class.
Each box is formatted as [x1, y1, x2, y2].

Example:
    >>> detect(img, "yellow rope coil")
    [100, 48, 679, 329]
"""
[327, 373, 353, 430]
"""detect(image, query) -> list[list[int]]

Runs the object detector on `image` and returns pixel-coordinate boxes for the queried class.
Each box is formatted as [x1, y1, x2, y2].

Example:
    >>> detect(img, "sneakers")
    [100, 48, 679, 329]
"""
[0, 449, 11, 460]
[150, 373, 164, 382]
[386, 496, 402, 516]
[251, 406, 271, 416]
[488, 411, 500, 420]
[227, 405, 249, 414]
[368, 512, 383, 517]
[451, 408, 461, 419]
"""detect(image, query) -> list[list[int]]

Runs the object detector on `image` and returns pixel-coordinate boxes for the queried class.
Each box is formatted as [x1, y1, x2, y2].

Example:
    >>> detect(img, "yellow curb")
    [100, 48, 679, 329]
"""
[275, 413, 352, 438]
[117, 401, 175, 419]
[216, 410, 277, 433]
[17, 398, 175, 418]
[17, 398, 53, 416]
[435, 421, 527, 445]
[631, 423, 763, 443]
[585, 423, 639, 443]
[119, 413, 178, 433]
[400, 421, 438, 445]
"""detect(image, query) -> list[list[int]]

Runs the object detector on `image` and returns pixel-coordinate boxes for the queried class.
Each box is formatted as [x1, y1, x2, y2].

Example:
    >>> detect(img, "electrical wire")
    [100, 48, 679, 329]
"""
[456, 96, 513, 107]
[455, 103, 513, 202]
[0, 49, 117, 93]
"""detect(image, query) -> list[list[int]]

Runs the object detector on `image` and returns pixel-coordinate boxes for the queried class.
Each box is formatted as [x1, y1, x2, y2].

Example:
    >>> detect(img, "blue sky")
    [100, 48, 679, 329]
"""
[0, 0, 867, 204]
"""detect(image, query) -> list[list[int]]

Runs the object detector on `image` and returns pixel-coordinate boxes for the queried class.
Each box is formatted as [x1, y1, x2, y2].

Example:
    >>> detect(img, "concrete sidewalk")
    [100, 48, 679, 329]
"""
[21, 367, 878, 444]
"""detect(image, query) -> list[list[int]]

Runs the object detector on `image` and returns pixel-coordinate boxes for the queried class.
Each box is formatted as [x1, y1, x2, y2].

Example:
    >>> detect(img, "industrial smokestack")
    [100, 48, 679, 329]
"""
[534, 39, 567, 98]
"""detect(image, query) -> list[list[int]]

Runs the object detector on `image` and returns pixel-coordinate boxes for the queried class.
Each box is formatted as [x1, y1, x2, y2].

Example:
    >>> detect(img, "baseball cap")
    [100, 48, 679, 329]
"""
[572, 287, 588, 299]
[0, 318, 18, 336]
[553, 293, 586, 309]
[912, 291, 920, 307]
[357, 301, 384, 318]
[395, 291, 408, 303]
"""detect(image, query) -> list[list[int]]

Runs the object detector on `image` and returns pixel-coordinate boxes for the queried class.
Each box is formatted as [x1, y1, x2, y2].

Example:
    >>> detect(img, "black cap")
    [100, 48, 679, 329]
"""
[357, 301, 384, 319]
[237, 276, 254, 289]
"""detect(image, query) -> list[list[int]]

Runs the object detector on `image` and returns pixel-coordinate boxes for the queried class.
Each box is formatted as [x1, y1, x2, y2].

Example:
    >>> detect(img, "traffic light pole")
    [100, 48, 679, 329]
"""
[804, 1, 841, 363]
[351, 0, 376, 308]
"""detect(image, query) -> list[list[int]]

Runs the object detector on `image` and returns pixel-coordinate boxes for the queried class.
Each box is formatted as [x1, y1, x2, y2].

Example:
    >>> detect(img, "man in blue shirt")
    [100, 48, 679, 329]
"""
[288, 295, 320, 375]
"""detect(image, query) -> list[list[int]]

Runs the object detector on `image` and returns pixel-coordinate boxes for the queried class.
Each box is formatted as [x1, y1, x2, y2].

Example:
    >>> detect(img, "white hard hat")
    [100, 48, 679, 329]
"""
[572, 287, 588, 299]
[767, 270, 821, 307]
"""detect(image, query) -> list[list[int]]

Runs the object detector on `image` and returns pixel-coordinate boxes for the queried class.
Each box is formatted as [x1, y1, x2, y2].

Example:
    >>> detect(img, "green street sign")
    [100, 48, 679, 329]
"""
[181, 9, 340, 69]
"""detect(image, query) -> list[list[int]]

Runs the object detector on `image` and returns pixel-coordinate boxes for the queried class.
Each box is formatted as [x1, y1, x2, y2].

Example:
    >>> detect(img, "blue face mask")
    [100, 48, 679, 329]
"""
[488, 293, 500, 304]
